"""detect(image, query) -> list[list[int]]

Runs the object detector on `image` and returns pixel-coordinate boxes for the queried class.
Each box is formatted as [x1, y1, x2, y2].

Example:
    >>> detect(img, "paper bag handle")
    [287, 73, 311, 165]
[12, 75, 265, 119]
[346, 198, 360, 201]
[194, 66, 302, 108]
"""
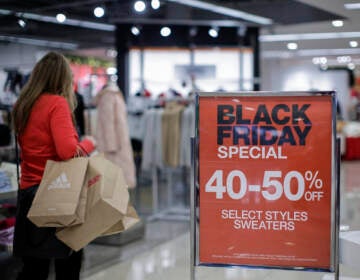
[75, 145, 89, 158]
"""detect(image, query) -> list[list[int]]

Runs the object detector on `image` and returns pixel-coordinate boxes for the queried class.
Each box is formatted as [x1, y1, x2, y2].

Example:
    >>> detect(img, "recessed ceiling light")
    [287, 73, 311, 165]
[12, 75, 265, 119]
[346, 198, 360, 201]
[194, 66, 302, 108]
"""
[332, 20, 343, 27]
[106, 49, 117, 57]
[337, 56, 351, 63]
[94, 7, 105, 18]
[56, 13, 66, 23]
[160, 26, 171, 37]
[312, 57, 327, 65]
[131, 26, 140, 36]
[106, 67, 117, 75]
[151, 0, 161, 9]
[260, 32, 360, 42]
[344, 3, 360, 9]
[350, 41, 358, 48]
[348, 63, 355, 70]
[320, 64, 328, 70]
[134, 1, 146, 12]
[287, 42, 298, 50]
[208, 27, 218, 38]
[18, 19, 26, 28]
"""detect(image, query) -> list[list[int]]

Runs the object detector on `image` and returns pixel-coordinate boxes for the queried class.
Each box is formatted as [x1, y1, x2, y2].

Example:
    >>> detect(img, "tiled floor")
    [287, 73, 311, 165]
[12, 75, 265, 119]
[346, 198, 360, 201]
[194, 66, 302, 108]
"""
[80, 160, 360, 280]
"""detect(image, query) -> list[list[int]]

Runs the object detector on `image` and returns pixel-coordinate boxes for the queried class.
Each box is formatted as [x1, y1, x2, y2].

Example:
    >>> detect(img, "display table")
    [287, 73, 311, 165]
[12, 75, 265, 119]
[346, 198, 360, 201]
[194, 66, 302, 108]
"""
[340, 230, 360, 271]
[318, 230, 360, 279]
[0, 188, 17, 200]
[0, 162, 18, 200]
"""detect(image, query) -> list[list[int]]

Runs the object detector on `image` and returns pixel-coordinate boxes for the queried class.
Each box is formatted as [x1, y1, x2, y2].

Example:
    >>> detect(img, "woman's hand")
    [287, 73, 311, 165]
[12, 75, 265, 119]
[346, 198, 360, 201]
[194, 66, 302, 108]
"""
[83, 135, 97, 147]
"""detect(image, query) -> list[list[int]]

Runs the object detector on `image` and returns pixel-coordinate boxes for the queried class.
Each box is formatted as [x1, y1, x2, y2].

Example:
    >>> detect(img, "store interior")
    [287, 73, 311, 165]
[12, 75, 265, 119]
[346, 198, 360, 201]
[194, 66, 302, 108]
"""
[0, 0, 360, 279]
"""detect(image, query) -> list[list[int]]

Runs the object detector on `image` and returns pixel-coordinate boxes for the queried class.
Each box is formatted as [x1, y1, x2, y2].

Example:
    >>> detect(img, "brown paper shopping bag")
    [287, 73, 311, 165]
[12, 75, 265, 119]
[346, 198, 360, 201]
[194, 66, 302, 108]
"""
[56, 156, 129, 251]
[101, 203, 140, 236]
[27, 157, 89, 227]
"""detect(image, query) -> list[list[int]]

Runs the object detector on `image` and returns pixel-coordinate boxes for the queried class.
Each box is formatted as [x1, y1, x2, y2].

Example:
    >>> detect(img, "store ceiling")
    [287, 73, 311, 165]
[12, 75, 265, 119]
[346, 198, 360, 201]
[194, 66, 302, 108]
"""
[0, 0, 358, 62]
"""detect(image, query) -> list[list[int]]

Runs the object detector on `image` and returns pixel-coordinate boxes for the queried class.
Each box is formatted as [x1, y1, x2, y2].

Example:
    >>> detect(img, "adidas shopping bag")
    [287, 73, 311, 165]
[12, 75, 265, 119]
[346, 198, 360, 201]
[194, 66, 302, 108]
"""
[27, 157, 89, 227]
[56, 155, 131, 251]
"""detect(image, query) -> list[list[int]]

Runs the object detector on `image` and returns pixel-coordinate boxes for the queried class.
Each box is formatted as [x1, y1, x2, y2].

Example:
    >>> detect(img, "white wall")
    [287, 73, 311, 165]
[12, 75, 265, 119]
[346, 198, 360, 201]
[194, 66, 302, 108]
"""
[0, 42, 48, 70]
[0, 43, 54, 104]
[261, 58, 351, 120]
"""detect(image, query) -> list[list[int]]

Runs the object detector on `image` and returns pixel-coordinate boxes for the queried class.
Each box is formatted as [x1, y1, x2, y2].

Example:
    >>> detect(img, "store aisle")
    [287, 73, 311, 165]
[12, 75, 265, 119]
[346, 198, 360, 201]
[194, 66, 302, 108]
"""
[84, 233, 360, 280]
[83, 160, 360, 280]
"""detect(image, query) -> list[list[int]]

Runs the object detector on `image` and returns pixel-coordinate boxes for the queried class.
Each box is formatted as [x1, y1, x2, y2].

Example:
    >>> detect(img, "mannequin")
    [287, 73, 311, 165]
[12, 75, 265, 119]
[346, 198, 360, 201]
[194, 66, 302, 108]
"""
[95, 82, 136, 188]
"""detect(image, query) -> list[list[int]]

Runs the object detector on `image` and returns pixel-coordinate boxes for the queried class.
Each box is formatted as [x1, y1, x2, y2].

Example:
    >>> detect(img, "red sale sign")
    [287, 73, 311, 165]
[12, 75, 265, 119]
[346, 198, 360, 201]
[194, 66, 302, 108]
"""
[197, 92, 335, 270]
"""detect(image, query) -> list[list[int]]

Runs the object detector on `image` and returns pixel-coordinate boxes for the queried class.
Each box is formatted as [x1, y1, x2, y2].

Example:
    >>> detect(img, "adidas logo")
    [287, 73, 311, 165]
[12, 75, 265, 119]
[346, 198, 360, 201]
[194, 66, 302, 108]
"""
[48, 172, 71, 190]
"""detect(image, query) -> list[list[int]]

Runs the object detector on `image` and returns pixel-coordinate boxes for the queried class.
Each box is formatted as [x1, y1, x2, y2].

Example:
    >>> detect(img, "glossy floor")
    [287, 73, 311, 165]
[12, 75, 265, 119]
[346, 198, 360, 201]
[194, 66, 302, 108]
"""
[83, 161, 360, 280]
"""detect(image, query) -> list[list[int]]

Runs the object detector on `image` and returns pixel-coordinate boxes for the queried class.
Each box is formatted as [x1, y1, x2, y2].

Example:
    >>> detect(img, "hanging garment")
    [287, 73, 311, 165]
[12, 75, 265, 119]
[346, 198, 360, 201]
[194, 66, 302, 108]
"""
[141, 108, 164, 172]
[161, 102, 185, 167]
[95, 86, 136, 188]
[128, 112, 145, 141]
[179, 103, 195, 167]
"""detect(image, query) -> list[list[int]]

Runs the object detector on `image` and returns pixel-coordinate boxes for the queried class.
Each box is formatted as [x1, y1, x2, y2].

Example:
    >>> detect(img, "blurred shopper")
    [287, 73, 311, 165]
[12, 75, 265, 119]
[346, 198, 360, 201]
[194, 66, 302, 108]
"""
[95, 82, 136, 188]
[11, 51, 96, 280]
[350, 84, 360, 120]
[73, 85, 85, 137]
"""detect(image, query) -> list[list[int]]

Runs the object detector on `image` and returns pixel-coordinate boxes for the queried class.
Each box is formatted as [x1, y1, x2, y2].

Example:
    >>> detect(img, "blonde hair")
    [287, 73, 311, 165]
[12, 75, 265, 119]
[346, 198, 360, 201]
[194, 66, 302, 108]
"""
[12, 51, 76, 134]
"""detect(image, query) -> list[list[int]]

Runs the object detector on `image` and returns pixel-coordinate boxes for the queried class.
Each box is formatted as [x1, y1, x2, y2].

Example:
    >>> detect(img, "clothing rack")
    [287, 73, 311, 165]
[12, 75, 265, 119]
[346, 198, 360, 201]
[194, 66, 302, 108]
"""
[137, 99, 195, 221]
[147, 166, 190, 222]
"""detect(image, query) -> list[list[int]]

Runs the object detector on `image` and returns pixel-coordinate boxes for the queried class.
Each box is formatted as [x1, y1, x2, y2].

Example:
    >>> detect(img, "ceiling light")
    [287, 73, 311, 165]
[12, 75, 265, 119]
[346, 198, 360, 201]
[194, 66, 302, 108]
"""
[110, 75, 118, 82]
[134, 1, 146, 12]
[131, 26, 140, 36]
[263, 48, 360, 59]
[287, 42, 298, 50]
[208, 27, 218, 38]
[260, 32, 360, 42]
[332, 20, 343, 27]
[0, 8, 114, 31]
[312, 57, 327, 65]
[166, 0, 272, 25]
[106, 67, 117, 75]
[160, 26, 171, 37]
[348, 63, 356, 70]
[344, 3, 360, 9]
[337, 56, 351, 63]
[17, 19, 26, 28]
[350, 41, 358, 48]
[151, 0, 161, 9]
[106, 49, 117, 57]
[56, 13, 66, 23]
[320, 64, 328, 70]
[94, 7, 105, 18]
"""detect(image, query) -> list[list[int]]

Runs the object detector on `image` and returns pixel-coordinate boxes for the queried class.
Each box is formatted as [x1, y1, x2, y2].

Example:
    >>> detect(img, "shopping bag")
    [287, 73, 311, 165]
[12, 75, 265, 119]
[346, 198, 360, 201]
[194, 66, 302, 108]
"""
[101, 202, 140, 236]
[56, 155, 129, 251]
[27, 157, 89, 227]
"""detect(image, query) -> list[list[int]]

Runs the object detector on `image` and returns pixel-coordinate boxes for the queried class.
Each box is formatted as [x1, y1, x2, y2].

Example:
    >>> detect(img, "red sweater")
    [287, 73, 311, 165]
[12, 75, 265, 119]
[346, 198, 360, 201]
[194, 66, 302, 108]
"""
[18, 94, 95, 189]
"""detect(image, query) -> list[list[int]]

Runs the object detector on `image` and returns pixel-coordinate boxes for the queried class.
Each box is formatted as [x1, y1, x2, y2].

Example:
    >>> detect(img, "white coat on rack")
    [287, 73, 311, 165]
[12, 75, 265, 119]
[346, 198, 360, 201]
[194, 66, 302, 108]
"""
[141, 108, 164, 172]
[95, 84, 137, 188]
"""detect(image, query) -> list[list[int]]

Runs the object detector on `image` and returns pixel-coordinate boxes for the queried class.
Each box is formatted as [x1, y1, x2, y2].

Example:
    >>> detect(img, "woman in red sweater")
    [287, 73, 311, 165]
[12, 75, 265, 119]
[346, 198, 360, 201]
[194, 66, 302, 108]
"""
[12, 52, 96, 280]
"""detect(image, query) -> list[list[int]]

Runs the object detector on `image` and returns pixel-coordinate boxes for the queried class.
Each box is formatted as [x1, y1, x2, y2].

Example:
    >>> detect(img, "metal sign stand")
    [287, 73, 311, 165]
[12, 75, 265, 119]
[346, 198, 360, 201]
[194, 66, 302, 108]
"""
[334, 137, 341, 280]
[190, 137, 196, 280]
